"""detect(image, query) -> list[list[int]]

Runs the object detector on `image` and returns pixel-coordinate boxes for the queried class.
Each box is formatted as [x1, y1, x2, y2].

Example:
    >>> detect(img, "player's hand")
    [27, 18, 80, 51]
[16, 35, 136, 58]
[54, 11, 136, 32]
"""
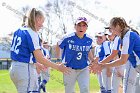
[89, 62, 103, 74]
[57, 63, 71, 74]
[89, 62, 98, 74]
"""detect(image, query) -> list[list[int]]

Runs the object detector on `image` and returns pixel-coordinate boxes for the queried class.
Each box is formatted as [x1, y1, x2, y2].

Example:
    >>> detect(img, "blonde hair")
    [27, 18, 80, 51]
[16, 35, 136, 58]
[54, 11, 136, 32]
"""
[27, 8, 44, 31]
[110, 17, 130, 39]
[110, 17, 129, 29]
[110, 17, 140, 39]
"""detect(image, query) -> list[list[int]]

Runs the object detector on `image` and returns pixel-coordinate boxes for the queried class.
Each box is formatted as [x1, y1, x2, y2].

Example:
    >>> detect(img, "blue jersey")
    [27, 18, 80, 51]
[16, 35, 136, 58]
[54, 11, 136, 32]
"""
[58, 32, 93, 69]
[96, 41, 111, 61]
[10, 27, 41, 63]
[122, 30, 140, 68]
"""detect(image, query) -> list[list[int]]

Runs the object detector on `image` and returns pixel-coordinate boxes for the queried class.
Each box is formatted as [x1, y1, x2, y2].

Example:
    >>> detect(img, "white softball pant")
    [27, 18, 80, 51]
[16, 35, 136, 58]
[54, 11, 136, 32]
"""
[135, 73, 140, 93]
[111, 65, 124, 93]
[101, 68, 112, 91]
[9, 62, 39, 93]
[123, 61, 138, 93]
[63, 67, 89, 93]
[40, 68, 50, 82]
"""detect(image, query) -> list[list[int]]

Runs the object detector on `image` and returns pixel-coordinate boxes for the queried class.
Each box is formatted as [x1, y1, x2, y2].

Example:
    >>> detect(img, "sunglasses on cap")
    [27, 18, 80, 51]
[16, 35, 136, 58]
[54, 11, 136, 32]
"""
[75, 17, 88, 25]
[77, 17, 87, 21]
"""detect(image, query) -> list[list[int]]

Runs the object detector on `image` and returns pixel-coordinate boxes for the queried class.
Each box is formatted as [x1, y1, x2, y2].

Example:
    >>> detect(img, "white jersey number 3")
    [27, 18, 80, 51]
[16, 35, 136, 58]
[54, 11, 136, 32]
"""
[76, 52, 82, 60]
[11, 35, 22, 54]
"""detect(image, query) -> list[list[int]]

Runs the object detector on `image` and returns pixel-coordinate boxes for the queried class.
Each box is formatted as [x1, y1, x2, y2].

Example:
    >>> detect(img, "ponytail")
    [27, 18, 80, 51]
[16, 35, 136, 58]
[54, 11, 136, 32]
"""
[27, 8, 45, 31]
[22, 15, 27, 26]
[28, 8, 36, 31]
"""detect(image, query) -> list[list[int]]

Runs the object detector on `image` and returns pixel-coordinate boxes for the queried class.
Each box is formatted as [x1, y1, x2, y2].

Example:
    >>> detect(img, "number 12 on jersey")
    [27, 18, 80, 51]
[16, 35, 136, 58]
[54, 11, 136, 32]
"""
[11, 35, 22, 54]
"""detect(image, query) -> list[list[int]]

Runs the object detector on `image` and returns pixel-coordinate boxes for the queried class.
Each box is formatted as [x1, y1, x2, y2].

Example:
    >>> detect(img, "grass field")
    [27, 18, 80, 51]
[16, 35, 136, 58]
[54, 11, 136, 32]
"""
[0, 69, 99, 93]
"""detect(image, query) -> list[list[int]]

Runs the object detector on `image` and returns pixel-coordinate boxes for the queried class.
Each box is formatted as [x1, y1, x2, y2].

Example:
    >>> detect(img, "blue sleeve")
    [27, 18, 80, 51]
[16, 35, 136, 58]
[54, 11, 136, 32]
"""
[58, 37, 67, 49]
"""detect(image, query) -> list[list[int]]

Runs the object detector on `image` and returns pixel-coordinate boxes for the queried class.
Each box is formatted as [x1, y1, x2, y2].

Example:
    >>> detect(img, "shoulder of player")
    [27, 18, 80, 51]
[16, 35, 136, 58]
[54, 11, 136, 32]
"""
[25, 27, 38, 37]
[114, 36, 120, 40]
[62, 32, 75, 39]
[103, 40, 110, 44]
[84, 34, 93, 42]
[16, 26, 37, 35]
[13, 27, 28, 36]
[114, 36, 120, 42]
[102, 41, 110, 47]
[124, 30, 138, 39]
[85, 33, 92, 38]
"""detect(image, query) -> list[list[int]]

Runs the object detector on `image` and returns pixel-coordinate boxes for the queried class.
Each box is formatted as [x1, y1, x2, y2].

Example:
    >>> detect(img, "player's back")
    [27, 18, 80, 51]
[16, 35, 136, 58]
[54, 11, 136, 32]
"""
[11, 27, 40, 63]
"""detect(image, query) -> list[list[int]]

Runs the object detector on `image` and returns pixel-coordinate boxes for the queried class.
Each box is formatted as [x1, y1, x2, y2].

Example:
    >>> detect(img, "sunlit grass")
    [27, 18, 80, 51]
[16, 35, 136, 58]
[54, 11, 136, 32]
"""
[0, 70, 99, 93]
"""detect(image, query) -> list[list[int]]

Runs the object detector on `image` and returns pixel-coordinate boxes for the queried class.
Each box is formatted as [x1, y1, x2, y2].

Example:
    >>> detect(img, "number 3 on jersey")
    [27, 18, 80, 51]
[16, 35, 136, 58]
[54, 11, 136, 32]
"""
[11, 35, 22, 54]
[76, 52, 82, 60]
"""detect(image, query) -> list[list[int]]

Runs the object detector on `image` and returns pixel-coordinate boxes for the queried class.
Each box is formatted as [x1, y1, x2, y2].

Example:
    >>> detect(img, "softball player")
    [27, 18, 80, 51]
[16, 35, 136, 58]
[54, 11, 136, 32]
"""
[39, 42, 51, 93]
[104, 29, 124, 93]
[94, 32, 112, 93]
[94, 17, 140, 93]
[94, 44, 105, 93]
[56, 17, 95, 93]
[9, 8, 70, 93]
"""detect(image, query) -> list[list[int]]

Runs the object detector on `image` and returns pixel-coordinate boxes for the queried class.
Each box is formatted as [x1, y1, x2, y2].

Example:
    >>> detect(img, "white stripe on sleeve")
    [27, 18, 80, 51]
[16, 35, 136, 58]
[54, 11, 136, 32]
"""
[28, 28, 40, 50]
[121, 32, 130, 54]
[112, 36, 120, 50]
[103, 41, 111, 55]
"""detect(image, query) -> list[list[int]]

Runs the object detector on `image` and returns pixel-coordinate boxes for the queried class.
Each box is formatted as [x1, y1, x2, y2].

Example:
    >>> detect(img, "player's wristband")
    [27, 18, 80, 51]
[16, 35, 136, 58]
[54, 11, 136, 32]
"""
[57, 58, 62, 62]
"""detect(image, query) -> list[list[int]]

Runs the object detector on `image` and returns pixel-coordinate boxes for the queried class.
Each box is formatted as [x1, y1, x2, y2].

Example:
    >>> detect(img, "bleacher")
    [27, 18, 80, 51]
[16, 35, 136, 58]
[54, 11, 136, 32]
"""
[0, 58, 12, 70]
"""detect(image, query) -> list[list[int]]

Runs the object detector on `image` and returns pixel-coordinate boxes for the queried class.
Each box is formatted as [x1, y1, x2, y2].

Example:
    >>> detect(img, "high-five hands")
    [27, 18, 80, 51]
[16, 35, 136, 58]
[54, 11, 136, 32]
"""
[89, 62, 104, 74]
[57, 63, 71, 75]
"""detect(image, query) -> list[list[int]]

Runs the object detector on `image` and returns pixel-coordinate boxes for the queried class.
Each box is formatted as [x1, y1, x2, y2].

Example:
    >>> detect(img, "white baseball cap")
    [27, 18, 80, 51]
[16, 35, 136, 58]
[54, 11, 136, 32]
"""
[75, 17, 88, 25]
[95, 32, 105, 37]
[105, 30, 112, 35]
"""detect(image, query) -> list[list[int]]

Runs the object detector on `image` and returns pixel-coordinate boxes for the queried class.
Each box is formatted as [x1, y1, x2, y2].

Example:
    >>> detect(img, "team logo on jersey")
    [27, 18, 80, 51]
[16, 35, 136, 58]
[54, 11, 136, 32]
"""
[68, 44, 91, 51]
[68, 40, 74, 43]
[87, 41, 91, 44]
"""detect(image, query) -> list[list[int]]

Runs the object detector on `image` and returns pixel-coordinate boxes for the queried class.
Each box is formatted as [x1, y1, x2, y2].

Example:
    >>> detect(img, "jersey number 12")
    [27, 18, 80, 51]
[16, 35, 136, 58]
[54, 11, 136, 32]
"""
[11, 35, 22, 54]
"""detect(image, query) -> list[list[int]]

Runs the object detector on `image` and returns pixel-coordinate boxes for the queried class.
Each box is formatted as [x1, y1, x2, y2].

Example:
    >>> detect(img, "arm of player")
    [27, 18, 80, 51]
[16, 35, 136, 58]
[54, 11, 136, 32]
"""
[88, 50, 101, 74]
[102, 54, 129, 68]
[100, 50, 119, 64]
[35, 62, 46, 74]
[55, 43, 62, 63]
[90, 54, 129, 74]
[33, 49, 70, 74]
[88, 50, 95, 63]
